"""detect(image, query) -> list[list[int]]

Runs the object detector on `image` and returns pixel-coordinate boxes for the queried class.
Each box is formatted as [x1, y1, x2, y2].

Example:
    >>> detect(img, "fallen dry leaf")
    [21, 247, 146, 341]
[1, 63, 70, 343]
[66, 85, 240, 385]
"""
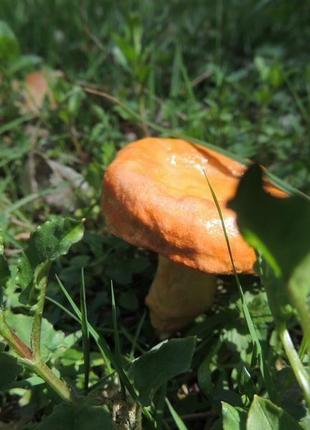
[24, 70, 57, 113]
[21, 152, 91, 212]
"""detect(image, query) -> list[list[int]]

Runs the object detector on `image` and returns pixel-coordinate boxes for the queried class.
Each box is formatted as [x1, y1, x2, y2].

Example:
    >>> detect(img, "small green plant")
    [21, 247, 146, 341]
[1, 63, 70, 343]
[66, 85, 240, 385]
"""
[0, 216, 198, 428]
[0, 217, 84, 400]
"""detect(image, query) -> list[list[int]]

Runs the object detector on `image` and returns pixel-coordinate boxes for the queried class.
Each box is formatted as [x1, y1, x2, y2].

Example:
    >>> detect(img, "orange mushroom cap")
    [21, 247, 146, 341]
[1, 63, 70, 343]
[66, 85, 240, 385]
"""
[102, 138, 282, 275]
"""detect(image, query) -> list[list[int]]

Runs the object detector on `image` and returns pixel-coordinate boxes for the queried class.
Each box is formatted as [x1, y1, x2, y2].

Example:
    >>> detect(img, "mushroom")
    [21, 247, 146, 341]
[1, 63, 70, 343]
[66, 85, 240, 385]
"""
[102, 137, 278, 333]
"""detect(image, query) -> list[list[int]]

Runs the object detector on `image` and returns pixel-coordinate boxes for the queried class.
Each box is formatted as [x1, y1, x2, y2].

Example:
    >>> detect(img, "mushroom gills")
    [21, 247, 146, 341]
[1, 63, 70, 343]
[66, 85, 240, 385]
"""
[145, 256, 217, 333]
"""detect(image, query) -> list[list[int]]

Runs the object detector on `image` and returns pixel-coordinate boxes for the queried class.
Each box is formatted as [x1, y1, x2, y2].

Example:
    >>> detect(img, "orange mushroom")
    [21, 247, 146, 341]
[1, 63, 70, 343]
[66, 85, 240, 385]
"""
[102, 138, 281, 333]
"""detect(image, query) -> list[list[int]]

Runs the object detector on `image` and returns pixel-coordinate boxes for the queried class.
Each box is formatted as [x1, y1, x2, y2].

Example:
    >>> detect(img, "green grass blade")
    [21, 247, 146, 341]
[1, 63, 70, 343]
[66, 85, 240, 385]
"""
[46, 296, 80, 323]
[55, 274, 113, 373]
[165, 398, 188, 430]
[265, 171, 310, 201]
[110, 281, 122, 360]
[55, 275, 139, 401]
[110, 281, 127, 399]
[129, 311, 146, 359]
[80, 267, 90, 395]
[170, 44, 182, 98]
[0, 114, 34, 136]
[4, 184, 72, 215]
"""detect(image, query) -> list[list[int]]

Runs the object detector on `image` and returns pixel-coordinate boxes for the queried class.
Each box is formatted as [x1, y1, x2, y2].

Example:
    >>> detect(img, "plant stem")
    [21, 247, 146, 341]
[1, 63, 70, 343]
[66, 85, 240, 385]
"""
[278, 323, 310, 408]
[31, 261, 51, 359]
[0, 311, 73, 403]
[32, 359, 74, 402]
[288, 285, 310, 353]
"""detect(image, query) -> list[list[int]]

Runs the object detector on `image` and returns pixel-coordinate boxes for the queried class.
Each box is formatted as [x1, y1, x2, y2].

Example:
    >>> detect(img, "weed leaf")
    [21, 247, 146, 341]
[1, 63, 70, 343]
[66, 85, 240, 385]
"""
[26, 216, 84, 267]
[0, 352, 21, 389]
[17, 216, 84, 305]
[222, 402, 246, 430]
[246, 395, 302, 429]
[35, 401, 113, 430]
[129, 337, 196, 405]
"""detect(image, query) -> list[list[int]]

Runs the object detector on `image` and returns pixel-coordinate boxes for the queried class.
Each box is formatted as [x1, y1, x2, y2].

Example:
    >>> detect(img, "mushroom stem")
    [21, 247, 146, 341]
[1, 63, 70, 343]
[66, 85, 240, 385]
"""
[145, 256, 217, 333]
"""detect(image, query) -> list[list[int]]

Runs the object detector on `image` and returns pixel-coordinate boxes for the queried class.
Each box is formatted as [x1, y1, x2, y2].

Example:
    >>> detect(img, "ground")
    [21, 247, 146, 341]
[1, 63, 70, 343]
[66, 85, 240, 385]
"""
[0, 1, 310, 429]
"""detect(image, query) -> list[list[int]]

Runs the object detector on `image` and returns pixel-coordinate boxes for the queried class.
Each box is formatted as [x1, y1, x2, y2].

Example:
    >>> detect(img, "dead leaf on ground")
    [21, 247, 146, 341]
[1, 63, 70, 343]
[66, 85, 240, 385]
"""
[21, 152, 91, 212]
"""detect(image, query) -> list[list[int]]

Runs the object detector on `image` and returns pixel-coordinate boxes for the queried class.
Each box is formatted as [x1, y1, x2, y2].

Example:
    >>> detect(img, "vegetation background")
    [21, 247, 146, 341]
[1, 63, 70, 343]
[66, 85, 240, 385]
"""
[0, 1, 310, 429]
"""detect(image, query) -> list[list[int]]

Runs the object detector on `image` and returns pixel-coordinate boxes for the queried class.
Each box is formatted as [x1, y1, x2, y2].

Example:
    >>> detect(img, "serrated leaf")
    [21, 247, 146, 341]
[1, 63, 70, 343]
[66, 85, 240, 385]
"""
[129, 337, 196, 405]
[36, 401, 113, 430]
[222, 402, 246, 430]
[228, 164, 310, 335]
[246, 396, 302, 430]
[15, 217, 84, 306]
[0, 352, 21, 389]
[26, 217, 84, 267]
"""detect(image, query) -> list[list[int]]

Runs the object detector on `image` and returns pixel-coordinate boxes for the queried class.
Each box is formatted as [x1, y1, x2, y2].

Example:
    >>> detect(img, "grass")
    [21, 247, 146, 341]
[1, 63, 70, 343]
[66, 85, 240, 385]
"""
[0, 1, 310, 429]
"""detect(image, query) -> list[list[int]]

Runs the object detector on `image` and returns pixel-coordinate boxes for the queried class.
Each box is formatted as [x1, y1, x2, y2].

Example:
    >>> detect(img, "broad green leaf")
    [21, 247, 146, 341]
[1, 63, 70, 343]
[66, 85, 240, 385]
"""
[246, 396, 302, 430]
[228, 164, 310, 280]
[228, 164, 310, 335]
[129, 337, 196, 405]
[36, 401, 113, 430]
[0, 352, 21, 389]
[0, 21, 19, 63]
[222, 402, 246, 430]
